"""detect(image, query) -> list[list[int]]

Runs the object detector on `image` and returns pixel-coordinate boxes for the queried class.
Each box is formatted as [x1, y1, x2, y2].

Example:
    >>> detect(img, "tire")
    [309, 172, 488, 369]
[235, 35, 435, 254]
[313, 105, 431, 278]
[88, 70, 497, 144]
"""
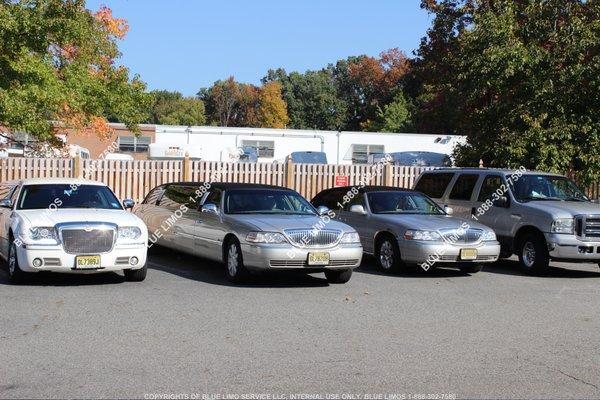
[459, 263, 483, 274]
[375, 235, 404, 273]
[123, 264, 147, 282]
[7, 240, 29, 284]
[518, 232, 549, 275]
[224, 239, 249, 283]
[324, 269, 352, 284]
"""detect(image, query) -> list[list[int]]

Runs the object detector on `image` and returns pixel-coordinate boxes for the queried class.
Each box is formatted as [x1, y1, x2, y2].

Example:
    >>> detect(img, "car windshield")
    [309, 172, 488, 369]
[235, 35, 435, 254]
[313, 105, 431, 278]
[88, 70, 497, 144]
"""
[17, 184, 122, 210]
[367, 191, 445, 215]
[224, 189, 317, 215]
[509, 175, 589, 202]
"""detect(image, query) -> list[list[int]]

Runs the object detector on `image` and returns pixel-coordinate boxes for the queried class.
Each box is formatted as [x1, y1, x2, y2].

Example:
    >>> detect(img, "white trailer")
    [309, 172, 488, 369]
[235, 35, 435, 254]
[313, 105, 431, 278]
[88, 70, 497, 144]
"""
[151, 125, 466, 164]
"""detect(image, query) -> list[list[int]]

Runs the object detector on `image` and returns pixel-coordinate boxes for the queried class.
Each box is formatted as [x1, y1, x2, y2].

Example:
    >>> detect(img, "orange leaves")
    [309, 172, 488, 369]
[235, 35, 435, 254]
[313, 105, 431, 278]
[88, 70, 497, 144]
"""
[94, 5, 129, 39]
[89, 116, 114, 139]
[258, 81, 289, 129]
[56, 104, 114, 139]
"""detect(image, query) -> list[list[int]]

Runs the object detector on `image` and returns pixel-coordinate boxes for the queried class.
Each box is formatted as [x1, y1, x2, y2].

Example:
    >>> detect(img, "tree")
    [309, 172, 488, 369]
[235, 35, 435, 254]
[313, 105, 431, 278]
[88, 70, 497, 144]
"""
[0, 0, 152, 145]
[264, 68, 347, 130]
[150, 90, 206, 126]
[414, 0, 600, 183]
[200, 77, 260, 127]
[376, 92, 414, 133]
[257, 81, 289, 128]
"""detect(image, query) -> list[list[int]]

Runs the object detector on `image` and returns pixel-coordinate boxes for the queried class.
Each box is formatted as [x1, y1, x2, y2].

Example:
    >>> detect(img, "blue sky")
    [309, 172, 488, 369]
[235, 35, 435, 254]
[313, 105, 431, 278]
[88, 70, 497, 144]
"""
[86, 0, 432, 96]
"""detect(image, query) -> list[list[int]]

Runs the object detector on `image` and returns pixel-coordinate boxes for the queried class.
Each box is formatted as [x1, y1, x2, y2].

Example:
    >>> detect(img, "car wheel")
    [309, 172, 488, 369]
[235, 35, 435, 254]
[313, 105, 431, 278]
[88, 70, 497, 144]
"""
[375, 236, 403, 273]
[124, 264, 147, 282]
[7, 240, 28, 284]
[518, 232, 549, 275]
[225, 239, 249, 283]
[324, 269, 352, 284]
[459, 263, 483, 274]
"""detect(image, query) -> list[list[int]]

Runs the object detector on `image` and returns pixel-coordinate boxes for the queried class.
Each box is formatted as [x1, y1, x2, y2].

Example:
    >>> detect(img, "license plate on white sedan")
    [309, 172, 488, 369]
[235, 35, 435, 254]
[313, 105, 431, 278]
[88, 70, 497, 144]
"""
[460, 248, 478, 260]
[75, 255, 101, 269]
[308, 252, 330, 266]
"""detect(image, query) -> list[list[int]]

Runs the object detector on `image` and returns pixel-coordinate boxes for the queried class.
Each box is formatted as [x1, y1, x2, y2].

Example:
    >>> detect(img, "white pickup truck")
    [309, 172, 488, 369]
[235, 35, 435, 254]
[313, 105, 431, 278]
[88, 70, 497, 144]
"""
[0, 178, 148, 283]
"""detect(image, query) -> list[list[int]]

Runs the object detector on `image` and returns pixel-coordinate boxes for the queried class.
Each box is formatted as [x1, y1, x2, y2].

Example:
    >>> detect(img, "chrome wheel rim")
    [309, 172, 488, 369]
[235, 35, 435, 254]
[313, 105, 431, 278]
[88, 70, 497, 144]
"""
[379, 241, 394, 269]
[8, 243, 16, 275]
[227, 244, 238, 276]
[523, 241, 536, 268]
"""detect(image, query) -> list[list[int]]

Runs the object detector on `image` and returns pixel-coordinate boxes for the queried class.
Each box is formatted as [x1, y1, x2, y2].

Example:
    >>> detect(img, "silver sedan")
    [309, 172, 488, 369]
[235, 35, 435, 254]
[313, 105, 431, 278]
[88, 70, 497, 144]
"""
[311, 186, 500, 274]
[135, 183, 363, 283]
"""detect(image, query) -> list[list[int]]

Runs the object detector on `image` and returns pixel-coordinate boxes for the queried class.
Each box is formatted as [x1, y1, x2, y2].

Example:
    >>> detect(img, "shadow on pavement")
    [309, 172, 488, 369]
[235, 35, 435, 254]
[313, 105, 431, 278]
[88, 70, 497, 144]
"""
[480, 259, 600, 278]
[355, 255, 469, 278]
[147, 245, 331, 288]
[0, 266, 126, 286]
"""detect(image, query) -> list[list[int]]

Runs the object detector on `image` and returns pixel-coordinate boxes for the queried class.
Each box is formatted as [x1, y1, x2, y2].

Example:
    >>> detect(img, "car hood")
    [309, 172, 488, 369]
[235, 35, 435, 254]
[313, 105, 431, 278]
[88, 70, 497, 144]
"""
[229, 214, 353, 232]
[16, 209, 143, 228]
[521, 200, 600, 217]
[377, 214, 491, 232]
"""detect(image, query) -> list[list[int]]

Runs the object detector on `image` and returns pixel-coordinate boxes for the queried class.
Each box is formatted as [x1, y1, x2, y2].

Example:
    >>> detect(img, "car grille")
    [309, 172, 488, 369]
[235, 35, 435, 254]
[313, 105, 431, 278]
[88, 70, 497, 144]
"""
[439, 228, 483, 244]
[575, 215, 600, 239]
[270, 259, 359, 267]
[438, 254, 497, 261]
[284, 229, 342, 247]
[60, 228, 115, 254]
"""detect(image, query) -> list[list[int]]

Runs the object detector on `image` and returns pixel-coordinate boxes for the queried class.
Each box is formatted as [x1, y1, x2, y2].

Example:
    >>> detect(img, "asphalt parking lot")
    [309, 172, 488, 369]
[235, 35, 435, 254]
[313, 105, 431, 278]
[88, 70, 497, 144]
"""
[1, 247, 600, 399]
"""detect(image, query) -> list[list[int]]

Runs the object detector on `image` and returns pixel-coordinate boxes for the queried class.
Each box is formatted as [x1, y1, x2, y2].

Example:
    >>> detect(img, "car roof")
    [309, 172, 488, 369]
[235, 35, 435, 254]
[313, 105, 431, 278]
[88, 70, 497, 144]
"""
[163, 182, 292, 191]
[316, 185, 417, 195]
[3, 178, 107, 186]
[420, 167, 565, 177]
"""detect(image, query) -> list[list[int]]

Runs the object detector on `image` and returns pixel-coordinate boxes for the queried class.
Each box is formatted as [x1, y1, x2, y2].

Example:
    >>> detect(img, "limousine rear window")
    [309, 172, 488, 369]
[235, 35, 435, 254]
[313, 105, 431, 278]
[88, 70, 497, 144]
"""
[17, 184, 122, 210]
[224, 189, 316, 215]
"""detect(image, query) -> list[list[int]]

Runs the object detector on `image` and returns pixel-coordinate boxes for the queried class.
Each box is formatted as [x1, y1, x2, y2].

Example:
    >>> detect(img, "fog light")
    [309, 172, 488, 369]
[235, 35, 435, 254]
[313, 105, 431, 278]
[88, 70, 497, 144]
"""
[32, 258, 43, 268]
[129, 257, 139, 266]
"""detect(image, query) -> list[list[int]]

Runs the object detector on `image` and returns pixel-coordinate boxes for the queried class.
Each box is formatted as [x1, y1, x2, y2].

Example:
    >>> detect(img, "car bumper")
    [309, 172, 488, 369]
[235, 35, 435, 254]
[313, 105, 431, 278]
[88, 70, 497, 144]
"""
[545, 233, 600, 262]
[240, 243, 363, 271]
[15, 243, 148, 273]
[399, 240, 501, 264]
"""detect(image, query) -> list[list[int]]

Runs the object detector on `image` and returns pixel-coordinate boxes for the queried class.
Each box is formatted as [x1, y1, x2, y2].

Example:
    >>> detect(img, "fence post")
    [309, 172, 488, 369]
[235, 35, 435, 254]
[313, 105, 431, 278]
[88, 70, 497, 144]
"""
[286, 158, 294, 189]
[384, 163, 393, 186]
[72, 155, 83, 178]
[182, 152, 191, 181]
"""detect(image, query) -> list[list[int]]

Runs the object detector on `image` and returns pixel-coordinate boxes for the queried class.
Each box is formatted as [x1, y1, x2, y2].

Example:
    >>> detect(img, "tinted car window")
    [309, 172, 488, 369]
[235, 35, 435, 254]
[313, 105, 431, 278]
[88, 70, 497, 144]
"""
[143, 186, 165, 205]
[343, 192, 366, 211]
[367, 191, 444, 215]
[204, 188, 223, 208]
[449, 174, 479, 200]
[159, 185, 201, 210]
[414, 173, 454, 198]
[224, 189, 315, 215]
[478, 175, 503, 202]
[0, 185, 12, 199]
[312, 190, 343, 210]
[17, 184, 121, 210]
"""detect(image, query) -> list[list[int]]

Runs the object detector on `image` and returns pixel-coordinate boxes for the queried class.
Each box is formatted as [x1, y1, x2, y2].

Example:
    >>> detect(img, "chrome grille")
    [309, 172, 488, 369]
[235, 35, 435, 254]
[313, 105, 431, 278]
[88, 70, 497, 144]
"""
[60, 226, 115, 254]
[270, 259, 359, 267]
[576, 215, 600, 239]
[439, 228, 483, 244]
[283, 229, 342, 247]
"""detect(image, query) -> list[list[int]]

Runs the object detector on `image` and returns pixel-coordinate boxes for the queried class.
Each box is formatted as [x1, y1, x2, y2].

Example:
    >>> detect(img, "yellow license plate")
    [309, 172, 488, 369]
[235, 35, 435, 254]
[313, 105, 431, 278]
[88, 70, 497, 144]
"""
[75, 255, 101, 269]
[308, 252, 330, 266]
[460, 248, 478, 260]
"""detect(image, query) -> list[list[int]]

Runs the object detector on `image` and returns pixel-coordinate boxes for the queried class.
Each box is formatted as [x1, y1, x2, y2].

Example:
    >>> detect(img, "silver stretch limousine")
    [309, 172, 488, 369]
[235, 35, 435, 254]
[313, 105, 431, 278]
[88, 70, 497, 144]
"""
[134, 183, 363, 283]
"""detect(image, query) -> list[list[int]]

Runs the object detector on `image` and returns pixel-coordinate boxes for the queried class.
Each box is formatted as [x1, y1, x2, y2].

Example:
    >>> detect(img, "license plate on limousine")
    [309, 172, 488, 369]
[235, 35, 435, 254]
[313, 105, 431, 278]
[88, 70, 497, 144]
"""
[308, 252, 330, 266]
[460, 248, 478, 260]
[75, 255, 101, 269]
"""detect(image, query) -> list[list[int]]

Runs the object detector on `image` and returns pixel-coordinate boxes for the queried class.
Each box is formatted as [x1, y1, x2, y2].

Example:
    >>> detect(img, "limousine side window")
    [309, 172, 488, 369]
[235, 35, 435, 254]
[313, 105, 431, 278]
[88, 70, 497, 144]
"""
[313, 189, 344, 211]
[159, 185, 200, 210]
[449, 174, 479, 201]
[0, 185, 12, 200]
[343, 191, 366, 211]
[477, 175, 503, 202]
[143, 186, 165, 205]
[414, 173, 454, 198]
[204, 188, 223, 209]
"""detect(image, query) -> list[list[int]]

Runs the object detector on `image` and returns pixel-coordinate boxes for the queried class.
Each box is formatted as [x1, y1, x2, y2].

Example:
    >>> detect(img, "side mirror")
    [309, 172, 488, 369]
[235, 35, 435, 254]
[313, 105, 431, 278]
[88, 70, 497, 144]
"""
[201, 203, 219, 215]
[349, 204, 367, 215]
[123, 199, 135, 210]
[493, 196, 509, 208]
[316, 205, 330, 216]
[0, 199, 13, 209]
[444, 205, 453, 215]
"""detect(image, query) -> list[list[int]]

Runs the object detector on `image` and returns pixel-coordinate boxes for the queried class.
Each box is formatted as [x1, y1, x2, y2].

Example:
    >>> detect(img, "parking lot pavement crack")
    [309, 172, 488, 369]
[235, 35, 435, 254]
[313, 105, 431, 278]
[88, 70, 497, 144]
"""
[555, 369, 599, 391]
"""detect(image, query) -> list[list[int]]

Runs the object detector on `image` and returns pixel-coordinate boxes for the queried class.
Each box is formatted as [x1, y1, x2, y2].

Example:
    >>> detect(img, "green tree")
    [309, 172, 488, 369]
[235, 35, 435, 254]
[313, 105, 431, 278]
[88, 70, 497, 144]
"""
[0, 0, 152, 143]
[376, 92, 414, 133]
[150, 90, 206, 126]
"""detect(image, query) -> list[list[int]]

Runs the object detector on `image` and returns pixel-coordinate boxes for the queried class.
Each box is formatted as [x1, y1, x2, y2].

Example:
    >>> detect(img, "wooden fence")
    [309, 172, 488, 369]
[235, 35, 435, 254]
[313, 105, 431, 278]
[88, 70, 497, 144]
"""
[0, 157, 433, 202]
[5, 156, 599, 202]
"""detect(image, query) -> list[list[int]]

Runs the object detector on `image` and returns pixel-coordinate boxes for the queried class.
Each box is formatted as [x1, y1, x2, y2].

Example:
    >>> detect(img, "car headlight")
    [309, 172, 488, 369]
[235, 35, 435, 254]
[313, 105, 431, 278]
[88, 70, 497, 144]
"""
[118, 226, 142, 241]
[29, 227, 58, 241]
[551, 218, 574, 234]
[246, 231, 287, 244]
[340, 232, 360, 244]
[404, 230, 442, 241]
[482, 230, 497, 241]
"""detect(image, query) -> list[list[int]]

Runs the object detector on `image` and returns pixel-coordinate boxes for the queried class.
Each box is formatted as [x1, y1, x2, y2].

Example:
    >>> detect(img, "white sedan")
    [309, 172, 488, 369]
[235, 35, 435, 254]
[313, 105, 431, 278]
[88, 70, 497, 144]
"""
[0, 178, 148, 283]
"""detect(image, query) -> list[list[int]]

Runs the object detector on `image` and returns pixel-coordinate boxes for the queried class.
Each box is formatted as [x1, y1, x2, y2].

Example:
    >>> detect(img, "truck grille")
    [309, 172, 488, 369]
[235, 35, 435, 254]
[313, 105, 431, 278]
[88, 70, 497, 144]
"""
[439, 228, 483, 244]
[284, 229, 342, 247]
[60, 227, 115, 254]
[575, 215, 600, 239]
